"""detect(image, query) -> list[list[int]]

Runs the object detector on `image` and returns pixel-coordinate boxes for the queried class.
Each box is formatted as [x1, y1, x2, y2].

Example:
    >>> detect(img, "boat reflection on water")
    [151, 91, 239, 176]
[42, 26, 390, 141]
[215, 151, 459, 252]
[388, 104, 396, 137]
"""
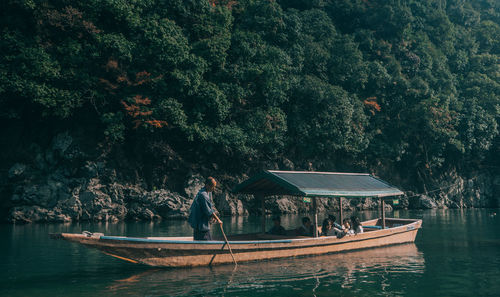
[106, 243, 425, 296]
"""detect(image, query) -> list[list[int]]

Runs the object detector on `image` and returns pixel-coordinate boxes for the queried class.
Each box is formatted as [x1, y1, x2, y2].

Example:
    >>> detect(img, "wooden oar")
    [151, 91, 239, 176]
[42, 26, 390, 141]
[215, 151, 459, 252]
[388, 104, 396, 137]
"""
[219, 223, 237, 266]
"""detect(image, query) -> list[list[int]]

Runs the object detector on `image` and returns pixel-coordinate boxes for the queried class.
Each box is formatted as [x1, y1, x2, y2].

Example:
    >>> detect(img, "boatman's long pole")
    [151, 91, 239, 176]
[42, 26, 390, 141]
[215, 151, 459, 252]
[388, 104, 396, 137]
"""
[219, 223, 237, 266]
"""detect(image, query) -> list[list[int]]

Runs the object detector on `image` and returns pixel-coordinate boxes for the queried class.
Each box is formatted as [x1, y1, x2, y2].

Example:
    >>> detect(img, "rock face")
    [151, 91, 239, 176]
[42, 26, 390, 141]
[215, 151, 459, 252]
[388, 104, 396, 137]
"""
[408, 194, 438, 209]
[2, 132, 499, 223]
[184, 174, 204, 199]
[4, 133, 193, 223]
[214, 193, 249, 216]
[405, 170, 499, 209]
[7, 175, 193, 223]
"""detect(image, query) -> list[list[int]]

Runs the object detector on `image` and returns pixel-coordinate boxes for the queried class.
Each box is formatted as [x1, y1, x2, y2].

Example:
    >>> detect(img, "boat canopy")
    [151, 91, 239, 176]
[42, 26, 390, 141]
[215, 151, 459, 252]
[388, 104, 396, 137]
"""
[233, 170, 403, 198]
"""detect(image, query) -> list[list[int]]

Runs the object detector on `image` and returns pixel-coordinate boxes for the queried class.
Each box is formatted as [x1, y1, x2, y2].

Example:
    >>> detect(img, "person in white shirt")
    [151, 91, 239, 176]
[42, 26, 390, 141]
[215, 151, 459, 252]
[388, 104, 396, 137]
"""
[350, 216, 364, 234]
[338, 218, 356, 237]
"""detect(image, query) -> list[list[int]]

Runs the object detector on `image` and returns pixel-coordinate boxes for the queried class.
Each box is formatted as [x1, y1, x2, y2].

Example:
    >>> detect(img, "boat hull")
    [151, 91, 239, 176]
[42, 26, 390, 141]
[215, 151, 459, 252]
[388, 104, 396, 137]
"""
[52, 218, 421, 267]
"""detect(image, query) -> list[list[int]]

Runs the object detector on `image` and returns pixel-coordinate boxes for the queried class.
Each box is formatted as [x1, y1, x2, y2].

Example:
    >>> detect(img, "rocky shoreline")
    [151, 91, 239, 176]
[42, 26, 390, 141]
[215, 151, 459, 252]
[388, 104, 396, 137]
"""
[2, 133, 500, 223]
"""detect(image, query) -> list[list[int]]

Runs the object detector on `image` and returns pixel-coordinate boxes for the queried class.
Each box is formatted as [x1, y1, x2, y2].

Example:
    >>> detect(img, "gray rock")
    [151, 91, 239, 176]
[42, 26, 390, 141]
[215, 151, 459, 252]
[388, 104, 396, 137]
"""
[18, 185, 53, 207]
[235, 200, 246, 215]
[419, 195, 438, 209]
[127, 204, 159, 221]
[76, 178, 128, 222]
[356, 197, 379, 210]
[83, 162, 99, 178]
[110, 183, 143, 204]
[271, 197, 299, 214]
[44, 150, 56, 166]
[214, 193, 249, 216]
[431, 172, 497, 208]
[34, 152, 46, 170]
[56, 195, 83, 220]
[281, 158, 294, 170]
[52, 132, 73, 156]
[92, 203, 127, 222]
[184, 174, 204, 199]
[149, 190, 190, 219]
[8, 205, 71, 223]
[8, 163, 27, 179]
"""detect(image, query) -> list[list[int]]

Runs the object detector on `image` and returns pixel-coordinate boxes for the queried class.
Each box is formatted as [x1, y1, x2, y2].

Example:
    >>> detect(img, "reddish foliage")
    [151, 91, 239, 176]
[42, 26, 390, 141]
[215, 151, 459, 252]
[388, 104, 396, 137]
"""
[135, 71, 151, 85]
[116, 75, 130, 84]
[100, 65, 162, 91]
[41, 6, 100, 34]
[146, 120, 168, 128]
[121, 96, 166, 129]
[133, 71, 163, 86]
[133, 95, 151, 105]
[99, 78, 118, 92]
[100, 62, 166, 130]
[106, 59, 119, 71]
[364, 97, 381, 115]
[121, 100, 141, 117]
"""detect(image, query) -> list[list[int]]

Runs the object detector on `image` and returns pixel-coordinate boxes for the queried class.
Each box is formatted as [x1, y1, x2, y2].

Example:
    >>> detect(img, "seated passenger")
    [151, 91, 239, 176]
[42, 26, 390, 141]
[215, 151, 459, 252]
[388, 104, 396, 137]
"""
[350, 216, 364, 234]
[331, 221, 344, 237]
[341, 218, 354, 236]
[328, 214, 343, 230]
[321, 218, 334, 236]
[321, 218, 341, 236]
[296, 217, 313, 236]
[267, 216, 286, 235]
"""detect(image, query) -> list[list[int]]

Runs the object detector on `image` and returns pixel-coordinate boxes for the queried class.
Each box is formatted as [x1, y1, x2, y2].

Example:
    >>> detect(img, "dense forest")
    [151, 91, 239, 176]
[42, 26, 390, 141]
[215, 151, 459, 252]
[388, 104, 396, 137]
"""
[1, 0, 499, 221]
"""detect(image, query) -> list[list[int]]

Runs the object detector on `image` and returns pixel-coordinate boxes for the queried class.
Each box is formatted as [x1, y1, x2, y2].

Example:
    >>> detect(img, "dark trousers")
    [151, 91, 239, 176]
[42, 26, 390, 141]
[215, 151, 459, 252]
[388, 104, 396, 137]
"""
[193, 229, 212, 241]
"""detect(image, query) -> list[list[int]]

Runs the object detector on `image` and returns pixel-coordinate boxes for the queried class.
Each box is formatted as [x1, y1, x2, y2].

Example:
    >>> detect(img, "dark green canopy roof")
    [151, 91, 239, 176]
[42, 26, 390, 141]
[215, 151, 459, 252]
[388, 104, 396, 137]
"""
[233, 170, 403, 198]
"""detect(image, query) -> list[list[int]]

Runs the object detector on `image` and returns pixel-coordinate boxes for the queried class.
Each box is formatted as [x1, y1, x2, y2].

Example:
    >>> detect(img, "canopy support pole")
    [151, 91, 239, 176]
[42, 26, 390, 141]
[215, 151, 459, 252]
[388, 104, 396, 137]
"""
[380, 197, 386, 229]
[339, 197, 343, 225]
[313, 197, 318, 238]
[259, 194, 266, 233]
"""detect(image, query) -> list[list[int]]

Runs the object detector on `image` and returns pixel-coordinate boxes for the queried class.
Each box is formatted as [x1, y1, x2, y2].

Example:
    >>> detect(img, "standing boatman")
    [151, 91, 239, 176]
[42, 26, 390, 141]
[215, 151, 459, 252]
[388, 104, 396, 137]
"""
[188, 176, 222, 240]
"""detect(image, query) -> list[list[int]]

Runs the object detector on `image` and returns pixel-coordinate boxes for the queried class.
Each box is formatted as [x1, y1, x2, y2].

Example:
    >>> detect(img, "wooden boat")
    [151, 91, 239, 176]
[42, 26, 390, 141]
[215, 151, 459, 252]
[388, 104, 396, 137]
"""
[51, 170, 422, 267]
[51, 217, 421, 267]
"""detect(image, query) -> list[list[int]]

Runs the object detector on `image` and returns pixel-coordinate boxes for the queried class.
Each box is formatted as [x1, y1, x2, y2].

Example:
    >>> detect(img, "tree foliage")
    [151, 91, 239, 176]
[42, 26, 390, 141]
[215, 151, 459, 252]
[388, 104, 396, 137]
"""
[1, 0, 499, 180]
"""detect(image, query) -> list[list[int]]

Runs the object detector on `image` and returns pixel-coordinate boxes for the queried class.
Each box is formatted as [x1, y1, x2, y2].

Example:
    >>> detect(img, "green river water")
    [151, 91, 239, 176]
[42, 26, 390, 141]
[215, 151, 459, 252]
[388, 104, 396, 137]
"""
[1, 209, 499, 297]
